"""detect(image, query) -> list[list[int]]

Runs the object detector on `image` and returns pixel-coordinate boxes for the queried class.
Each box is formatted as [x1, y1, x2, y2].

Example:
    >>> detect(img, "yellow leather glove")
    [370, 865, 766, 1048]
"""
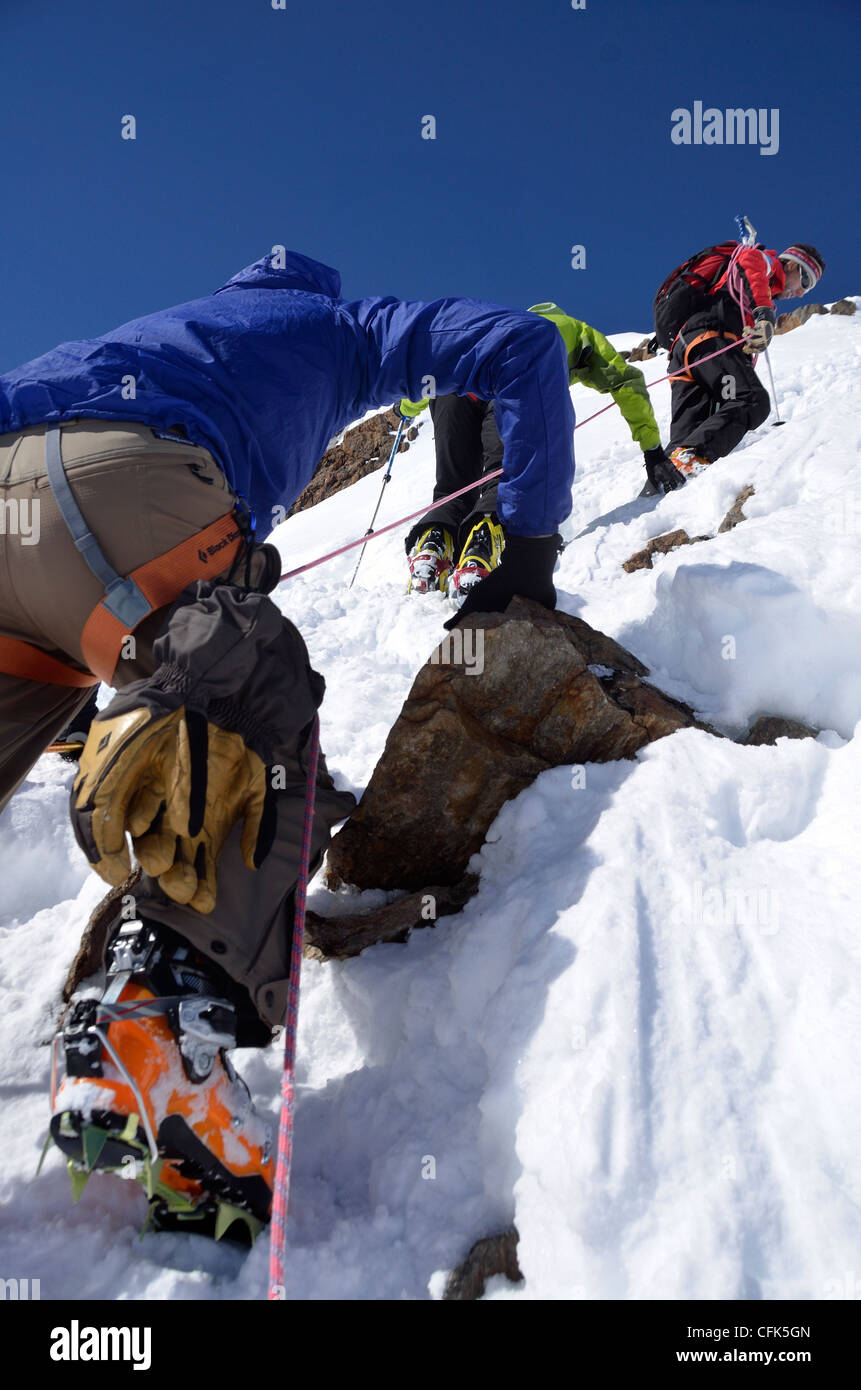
[72, 706, 274, 914]
[742, 307, 776, 355]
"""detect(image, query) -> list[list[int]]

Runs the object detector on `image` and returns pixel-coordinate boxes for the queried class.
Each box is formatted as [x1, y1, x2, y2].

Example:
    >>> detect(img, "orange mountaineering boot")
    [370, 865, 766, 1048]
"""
[48, 918, 273, 1243]
[668, 446, 711, 479]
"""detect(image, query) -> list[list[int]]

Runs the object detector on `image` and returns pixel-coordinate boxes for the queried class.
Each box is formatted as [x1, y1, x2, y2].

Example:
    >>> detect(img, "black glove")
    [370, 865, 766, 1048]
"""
[444, 532, 563, 629]
[743, 306, 776, 354]
[643, 445, 685, 494]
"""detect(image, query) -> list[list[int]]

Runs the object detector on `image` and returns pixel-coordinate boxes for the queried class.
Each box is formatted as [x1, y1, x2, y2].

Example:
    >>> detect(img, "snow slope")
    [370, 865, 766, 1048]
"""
[0, 307, 859, 1300]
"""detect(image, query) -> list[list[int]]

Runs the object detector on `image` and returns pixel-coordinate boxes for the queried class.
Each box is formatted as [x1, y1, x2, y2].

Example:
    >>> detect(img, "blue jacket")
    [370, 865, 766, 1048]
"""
[0, 250, 575, 538]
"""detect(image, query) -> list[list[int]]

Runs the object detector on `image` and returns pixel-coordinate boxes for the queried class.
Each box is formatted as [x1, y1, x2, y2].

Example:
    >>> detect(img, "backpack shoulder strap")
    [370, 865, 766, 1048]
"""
[655, 241, 737, 304]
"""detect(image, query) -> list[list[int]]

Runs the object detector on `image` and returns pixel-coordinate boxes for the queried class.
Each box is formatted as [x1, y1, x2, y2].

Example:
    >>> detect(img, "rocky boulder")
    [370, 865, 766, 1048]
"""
[622, 487, 755, 571]
[622, 528, 708, 573]
[325, 599, 709, 893]
[288, 407, 420, 517]
[775, 303, 829, 335]
[62, 869, 142, 1003]
[717, 484, 755, 533]
[305, 876, 479, 962]
[625, 336, 659, 362]
[743, 716, 819, 746]
[776, 299, 856, 335]
[442, 1227, 522, 1300]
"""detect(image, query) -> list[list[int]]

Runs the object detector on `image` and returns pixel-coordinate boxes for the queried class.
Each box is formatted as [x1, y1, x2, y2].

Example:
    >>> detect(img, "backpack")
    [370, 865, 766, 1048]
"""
[652, 241, 739, 349]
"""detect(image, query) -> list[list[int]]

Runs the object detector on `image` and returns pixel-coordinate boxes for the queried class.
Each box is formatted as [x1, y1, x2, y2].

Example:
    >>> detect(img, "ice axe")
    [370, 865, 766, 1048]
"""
[735, 212, 757, 247]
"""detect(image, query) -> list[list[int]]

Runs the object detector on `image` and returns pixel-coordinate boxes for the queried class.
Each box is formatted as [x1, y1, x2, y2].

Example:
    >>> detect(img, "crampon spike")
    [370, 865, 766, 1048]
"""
[215, 1201, 264, 1245]
[143, 1154, 164, 1200]
[82, 1126, 110, 1172]
[68, 1162, 91, 1203]
[35, 1131, 54, 1177]
[149, 1172, 198, 1214]
[139, 1204, 155, 1241]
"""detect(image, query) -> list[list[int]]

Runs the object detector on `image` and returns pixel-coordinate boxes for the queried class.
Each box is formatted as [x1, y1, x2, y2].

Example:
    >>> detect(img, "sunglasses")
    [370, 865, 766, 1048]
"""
[785, 258, 816, 293]
[797, 262, 815, 292]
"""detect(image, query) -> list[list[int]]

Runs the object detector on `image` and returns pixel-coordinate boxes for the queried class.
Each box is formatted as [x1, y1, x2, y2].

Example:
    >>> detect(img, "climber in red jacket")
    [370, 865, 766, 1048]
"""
[653, 242, 826, 479]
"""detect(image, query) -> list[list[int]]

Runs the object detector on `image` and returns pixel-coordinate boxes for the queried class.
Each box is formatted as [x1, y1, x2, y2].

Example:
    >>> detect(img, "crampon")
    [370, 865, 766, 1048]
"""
[42, 917, 273, 1245]
[449, 516, 505, 605]
[407, 525, 454, 594]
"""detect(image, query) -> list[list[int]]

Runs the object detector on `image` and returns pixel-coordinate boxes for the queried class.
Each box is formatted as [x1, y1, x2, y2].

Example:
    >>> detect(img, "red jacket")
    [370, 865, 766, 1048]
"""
[700, 246, 786, 326]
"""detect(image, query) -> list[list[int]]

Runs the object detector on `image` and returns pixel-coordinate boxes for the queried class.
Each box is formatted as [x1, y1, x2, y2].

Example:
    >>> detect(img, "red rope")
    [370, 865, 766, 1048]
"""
[278, 339, 742, 584]
[268, 715, 320, 1300]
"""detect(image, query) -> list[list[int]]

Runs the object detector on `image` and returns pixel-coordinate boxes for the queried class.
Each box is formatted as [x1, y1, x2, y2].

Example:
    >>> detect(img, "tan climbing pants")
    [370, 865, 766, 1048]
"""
[0, 420, 353, 1030]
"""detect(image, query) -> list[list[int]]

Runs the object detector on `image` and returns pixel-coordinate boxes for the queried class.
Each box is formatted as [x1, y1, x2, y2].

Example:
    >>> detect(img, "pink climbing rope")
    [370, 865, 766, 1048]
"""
[724, 242, 761, 367]
[278, 339, 742, 584]
[268, 715, 320, 1301]
[264, 332, 750, 1291]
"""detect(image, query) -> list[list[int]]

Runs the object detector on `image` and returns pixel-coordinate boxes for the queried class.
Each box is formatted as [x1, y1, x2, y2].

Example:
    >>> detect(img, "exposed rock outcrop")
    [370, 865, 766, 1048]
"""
[288, 408, 420, 517]
[62, 869, 143, 1003]
[743, 716, 819, 746]
[623, 528, 707, 573]
[623, 487, 754, 571]
[325, 599, 710, 893]
[775, 303, 829, 334]
[442, 1227, 523, 1300]
[776, 299, 855, 334]
[624, 336, 659, 362]
[717, 484, 755, 534]
[304, 875, 479, 962]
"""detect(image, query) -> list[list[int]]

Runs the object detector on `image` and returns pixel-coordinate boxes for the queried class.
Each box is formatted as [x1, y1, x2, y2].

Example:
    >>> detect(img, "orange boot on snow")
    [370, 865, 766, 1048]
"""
[48, 918, 273, 1243]
[669, 446, 711, 479]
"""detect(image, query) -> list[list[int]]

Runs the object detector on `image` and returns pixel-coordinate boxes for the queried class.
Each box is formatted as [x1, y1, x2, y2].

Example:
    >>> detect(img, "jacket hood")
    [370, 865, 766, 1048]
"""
[215, 249, 341, 298]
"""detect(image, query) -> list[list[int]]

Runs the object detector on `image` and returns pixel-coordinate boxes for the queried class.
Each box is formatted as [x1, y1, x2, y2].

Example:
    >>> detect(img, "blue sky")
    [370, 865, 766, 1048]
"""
[1, 0, 856, 372]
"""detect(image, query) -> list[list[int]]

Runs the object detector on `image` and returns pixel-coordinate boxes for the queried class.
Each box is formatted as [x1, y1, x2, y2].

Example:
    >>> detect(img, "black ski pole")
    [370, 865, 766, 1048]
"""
[348, 413, 409, 589]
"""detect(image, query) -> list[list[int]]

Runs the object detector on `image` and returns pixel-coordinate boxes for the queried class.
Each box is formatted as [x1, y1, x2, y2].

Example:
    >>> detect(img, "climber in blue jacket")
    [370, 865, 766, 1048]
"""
[0, 239, 576, 1004]
[0, 248, 574, 545]
[1, 247, 577, 1236]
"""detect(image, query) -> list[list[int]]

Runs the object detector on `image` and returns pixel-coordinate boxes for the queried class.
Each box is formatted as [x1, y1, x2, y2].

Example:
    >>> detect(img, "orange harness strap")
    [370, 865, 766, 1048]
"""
[0, 511, 243, 688]
[673, 329, 739, 384]
[80, 511, 243, 683]
[0, 636, 99, 688]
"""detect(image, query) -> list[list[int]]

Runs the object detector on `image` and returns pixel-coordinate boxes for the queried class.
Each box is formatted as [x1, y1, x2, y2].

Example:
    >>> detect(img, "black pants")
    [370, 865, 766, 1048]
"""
[669, 326, 770, 462]
[405, 395, 503, 553]
[56, 687, 100, 742]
